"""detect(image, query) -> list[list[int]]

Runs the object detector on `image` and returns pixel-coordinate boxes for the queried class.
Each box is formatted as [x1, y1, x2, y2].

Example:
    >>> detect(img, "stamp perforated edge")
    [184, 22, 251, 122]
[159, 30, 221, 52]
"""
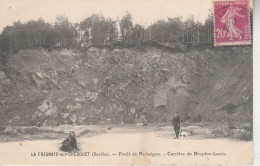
[212, 0, 252, 47]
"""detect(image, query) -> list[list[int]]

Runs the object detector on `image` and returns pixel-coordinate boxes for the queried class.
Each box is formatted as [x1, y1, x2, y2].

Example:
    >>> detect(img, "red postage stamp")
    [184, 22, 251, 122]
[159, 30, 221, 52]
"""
[213, 0, 251, 46]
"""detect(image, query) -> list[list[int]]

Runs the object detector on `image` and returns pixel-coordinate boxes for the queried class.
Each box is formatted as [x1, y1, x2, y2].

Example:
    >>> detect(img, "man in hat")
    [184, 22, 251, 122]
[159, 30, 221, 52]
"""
[172, 112, 181, 139]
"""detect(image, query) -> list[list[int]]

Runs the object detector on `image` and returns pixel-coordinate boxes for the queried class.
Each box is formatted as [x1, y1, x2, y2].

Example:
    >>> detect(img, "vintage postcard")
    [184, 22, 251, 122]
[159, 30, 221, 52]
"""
[0, 0, 253, 165]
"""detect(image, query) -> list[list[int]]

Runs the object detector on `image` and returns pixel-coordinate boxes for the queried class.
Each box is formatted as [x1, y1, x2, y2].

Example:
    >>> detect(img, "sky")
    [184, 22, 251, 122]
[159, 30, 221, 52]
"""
[0, 0, 213, 32]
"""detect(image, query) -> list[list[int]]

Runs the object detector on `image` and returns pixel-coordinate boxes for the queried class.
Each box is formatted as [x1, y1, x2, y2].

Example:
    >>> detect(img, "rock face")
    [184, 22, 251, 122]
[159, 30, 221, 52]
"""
[0, 47, 253, 127]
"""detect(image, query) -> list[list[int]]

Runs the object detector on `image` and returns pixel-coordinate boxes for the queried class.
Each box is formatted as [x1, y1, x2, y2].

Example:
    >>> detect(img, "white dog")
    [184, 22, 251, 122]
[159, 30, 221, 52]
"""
[179, 130, 191, 138]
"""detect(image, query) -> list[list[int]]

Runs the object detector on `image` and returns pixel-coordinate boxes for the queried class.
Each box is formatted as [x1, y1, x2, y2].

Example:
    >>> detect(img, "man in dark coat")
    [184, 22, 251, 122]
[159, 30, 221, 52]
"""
[60, 131, 78, 152]
[172, 112, 181, 139]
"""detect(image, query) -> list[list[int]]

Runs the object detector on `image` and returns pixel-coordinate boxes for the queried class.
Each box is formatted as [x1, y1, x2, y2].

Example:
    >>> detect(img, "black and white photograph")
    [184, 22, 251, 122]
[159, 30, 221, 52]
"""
[0, 0, 254, 165]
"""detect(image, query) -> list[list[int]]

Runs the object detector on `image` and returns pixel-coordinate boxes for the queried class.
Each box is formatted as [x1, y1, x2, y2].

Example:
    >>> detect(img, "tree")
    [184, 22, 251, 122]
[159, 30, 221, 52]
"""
[203, 13, 213, 43]
[0, 26, 14, 53]
[166, 17, 185, 42]
[132, 24, 145, 43]
[146, 17, 185, 43]
[0, 18, 55, 52]
[80, 14, 118, 45]
[184, 16, 196, 43]
[120, 12, 133, 43]
[54, 15, 77, 47]
[148, 20, 167, 42]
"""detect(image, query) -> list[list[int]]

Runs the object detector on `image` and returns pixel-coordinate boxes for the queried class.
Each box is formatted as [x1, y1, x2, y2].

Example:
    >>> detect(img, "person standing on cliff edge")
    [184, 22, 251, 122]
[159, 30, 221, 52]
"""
[172, 112, 181, 139]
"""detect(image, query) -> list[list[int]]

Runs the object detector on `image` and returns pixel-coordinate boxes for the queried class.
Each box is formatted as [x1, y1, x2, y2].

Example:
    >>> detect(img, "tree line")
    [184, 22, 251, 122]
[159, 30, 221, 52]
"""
[0, 12, 214, 54]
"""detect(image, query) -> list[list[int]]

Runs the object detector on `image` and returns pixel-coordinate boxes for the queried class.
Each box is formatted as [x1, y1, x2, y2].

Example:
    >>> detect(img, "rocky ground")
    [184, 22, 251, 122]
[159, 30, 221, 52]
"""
[0, 122, 251, 143]
[0, 124, 253, 165]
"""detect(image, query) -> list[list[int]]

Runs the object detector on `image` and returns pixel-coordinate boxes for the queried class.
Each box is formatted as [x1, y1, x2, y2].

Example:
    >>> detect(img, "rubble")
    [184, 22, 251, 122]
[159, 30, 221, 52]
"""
[4, 125, 18, 134]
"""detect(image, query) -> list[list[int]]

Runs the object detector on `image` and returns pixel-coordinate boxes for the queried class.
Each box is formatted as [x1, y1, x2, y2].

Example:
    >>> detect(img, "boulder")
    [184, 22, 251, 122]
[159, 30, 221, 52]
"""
[0, 71, 6, 80]
[14, 115, 20, 121]
[35, 72, 45, 79]
[75, 103, 82, 109]
[75, 96, 86, 102]
[31, 73, 44, 88]
[66, 105, 76, 111]
[45, 106, 58, 116]
[86, 91, 92, 98]
[35, 110, 43, 117]
[89, 92, 98, 101]
[211, 130, 223, 137]
[0, 71, 11, 85]
[38, 100, 53, 112]
[17, 127, 26, 134]
[93, 78, 99, 84]
[60, 49, 76, 56]
[136, 123, 144, 126]
[4, 125, 18, 134]
[88, 47, 99, 53]
[70, 114, 77, 123]
[42, 120, 49, 126]
[63, 113, 70, 119]
[1, 79, 11, 85]
[130, 108, 136, 114]
[231, 129, 247, 138]
[112, 49, 122, 53]
[176, 88, 190, 97]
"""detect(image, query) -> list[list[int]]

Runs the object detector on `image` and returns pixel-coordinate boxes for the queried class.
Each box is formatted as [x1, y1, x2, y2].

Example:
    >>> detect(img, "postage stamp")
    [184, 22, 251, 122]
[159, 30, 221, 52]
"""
[213, 0, 251, 46]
